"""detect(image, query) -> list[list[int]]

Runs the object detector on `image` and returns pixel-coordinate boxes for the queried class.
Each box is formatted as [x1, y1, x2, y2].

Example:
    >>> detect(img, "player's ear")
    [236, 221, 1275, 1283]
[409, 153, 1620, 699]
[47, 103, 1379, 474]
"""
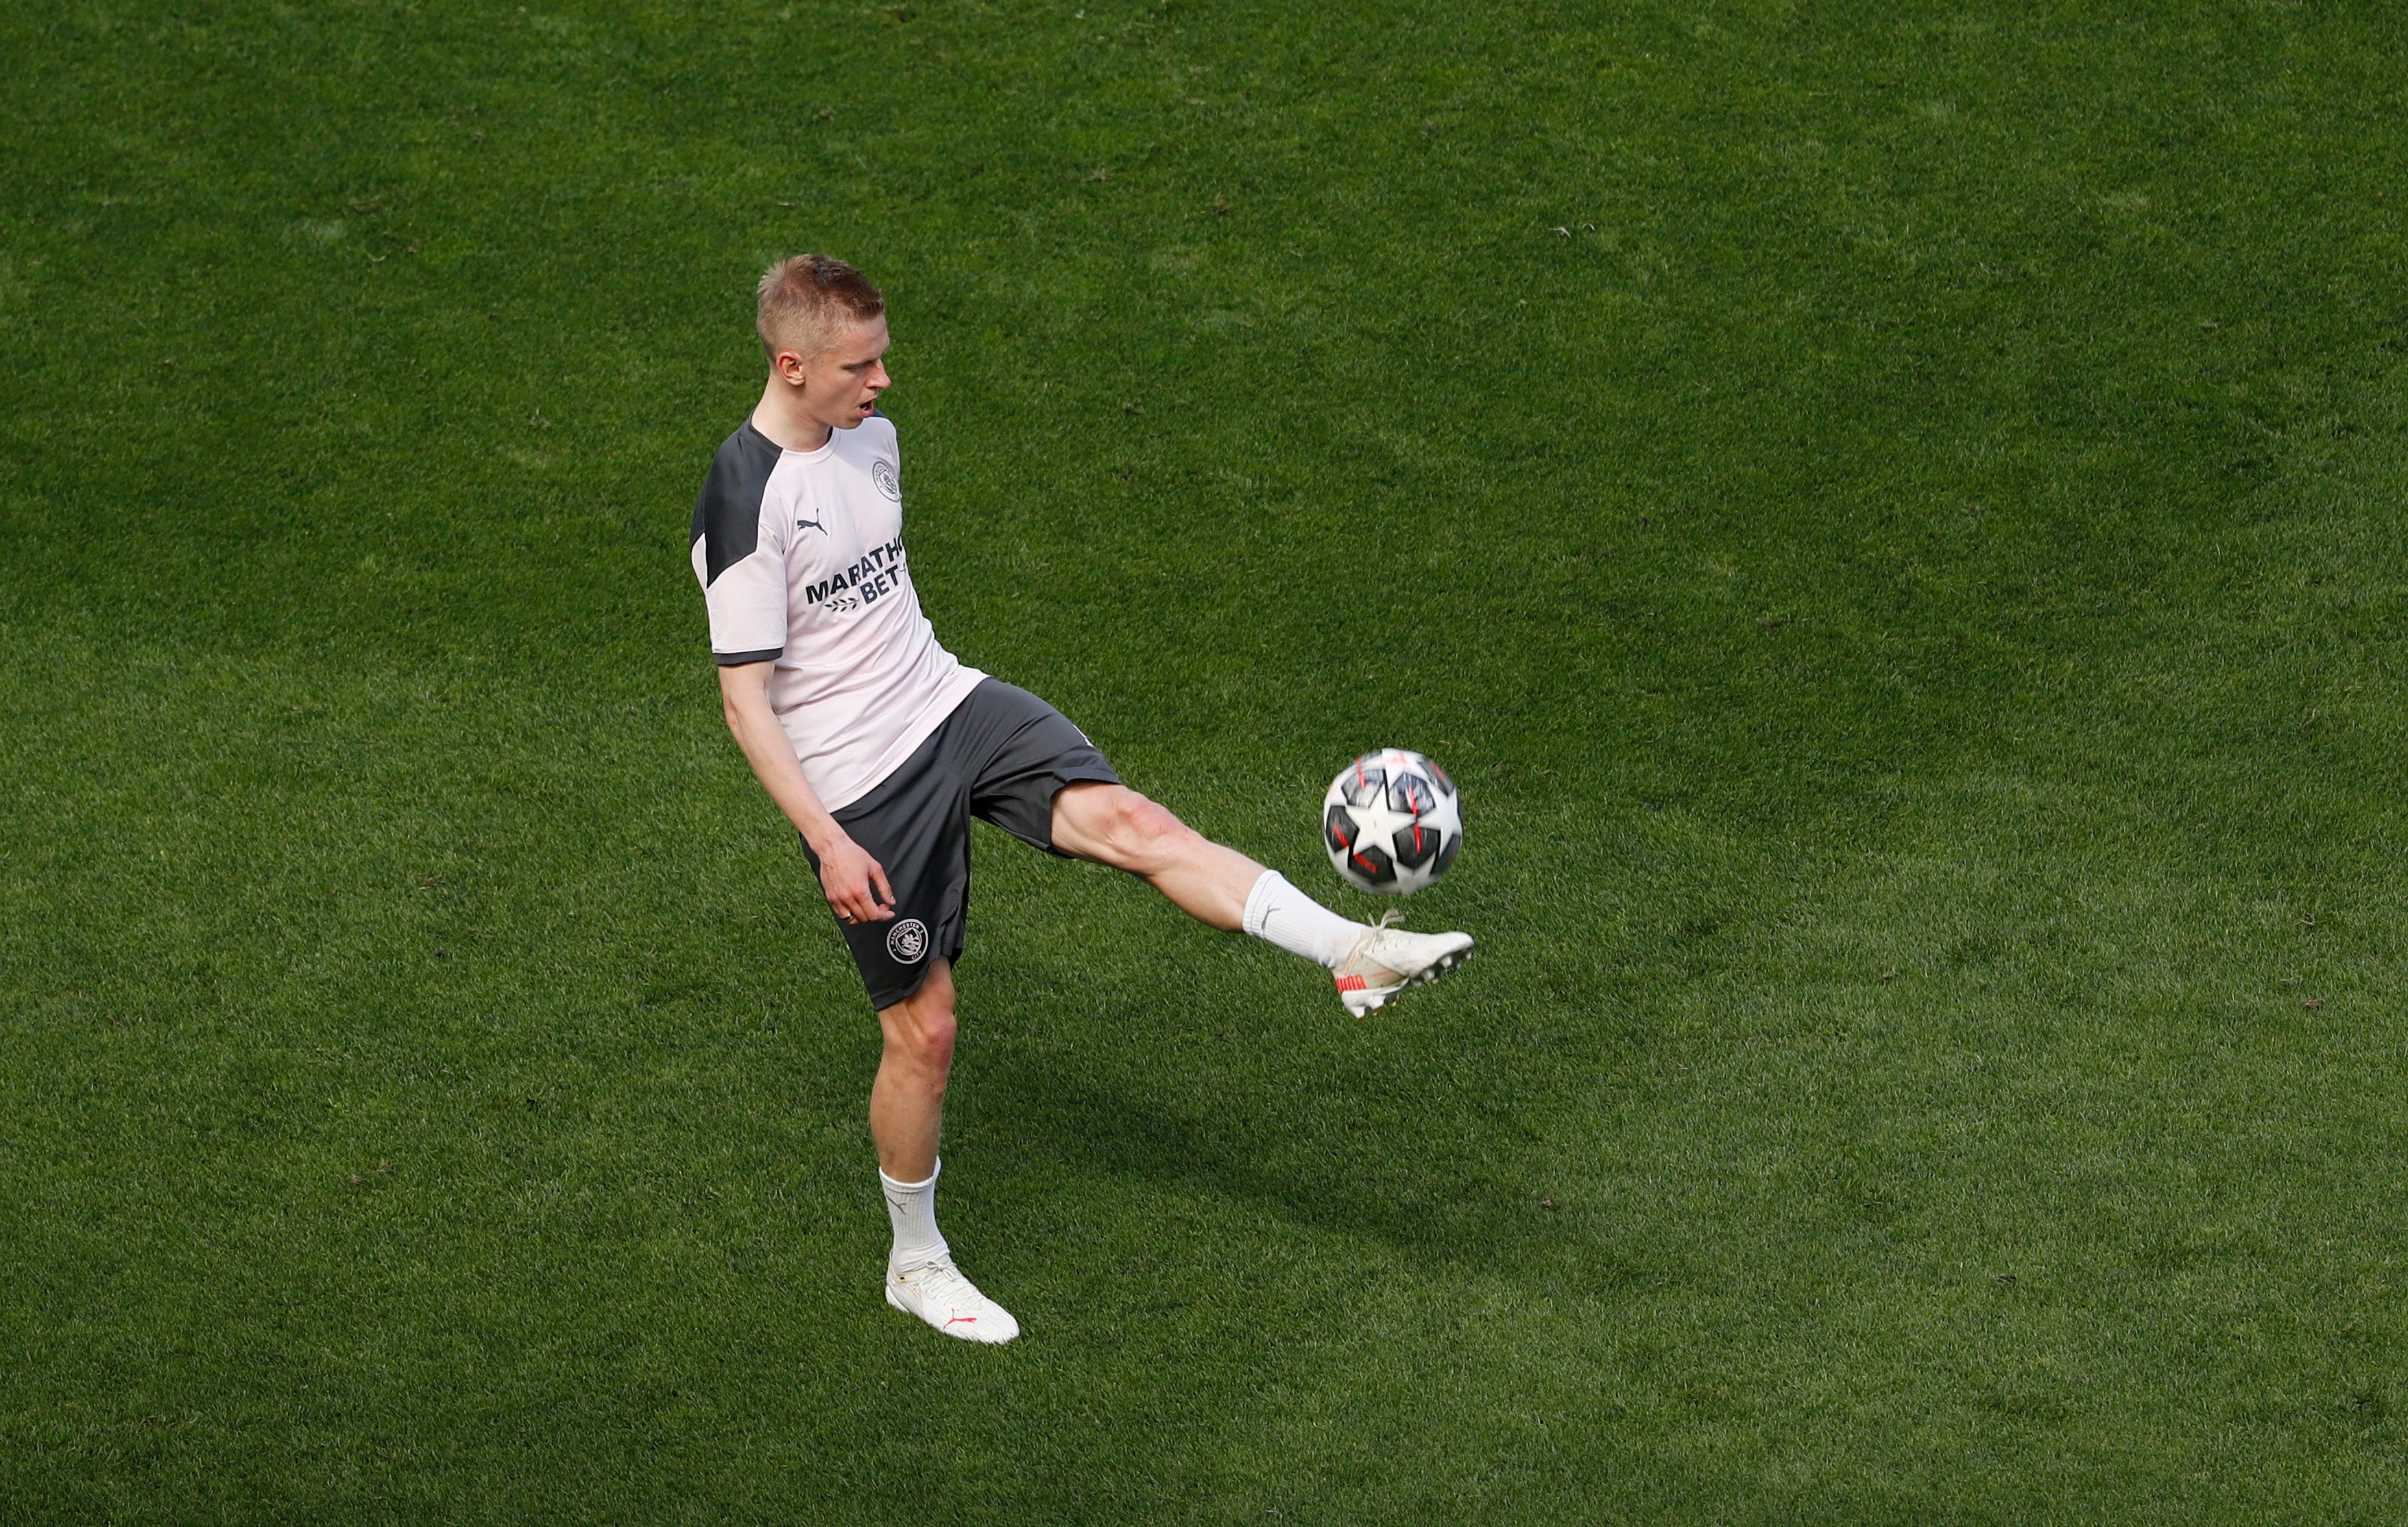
[772, 348, 810, 386]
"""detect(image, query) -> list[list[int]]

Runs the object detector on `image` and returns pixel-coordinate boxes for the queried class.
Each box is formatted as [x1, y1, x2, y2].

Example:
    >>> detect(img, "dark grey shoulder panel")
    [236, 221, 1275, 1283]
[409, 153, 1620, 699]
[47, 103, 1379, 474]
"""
[692, 423, 783, 586]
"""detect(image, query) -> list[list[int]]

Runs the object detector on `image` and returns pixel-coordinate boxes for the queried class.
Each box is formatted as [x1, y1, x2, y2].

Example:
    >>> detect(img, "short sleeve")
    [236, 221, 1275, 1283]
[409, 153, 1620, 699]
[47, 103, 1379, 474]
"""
[690, 428, 788, 665]
[703, 528, 785, 663]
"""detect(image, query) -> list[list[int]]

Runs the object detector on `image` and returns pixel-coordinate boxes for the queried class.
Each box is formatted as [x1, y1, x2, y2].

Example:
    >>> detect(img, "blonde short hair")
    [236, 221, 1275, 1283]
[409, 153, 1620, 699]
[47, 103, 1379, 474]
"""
[756, 254, 886, 363]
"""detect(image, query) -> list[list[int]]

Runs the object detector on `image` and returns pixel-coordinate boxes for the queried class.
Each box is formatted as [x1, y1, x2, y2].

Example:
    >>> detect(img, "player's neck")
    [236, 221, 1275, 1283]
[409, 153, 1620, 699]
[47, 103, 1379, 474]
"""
[751, 378, 834, 454]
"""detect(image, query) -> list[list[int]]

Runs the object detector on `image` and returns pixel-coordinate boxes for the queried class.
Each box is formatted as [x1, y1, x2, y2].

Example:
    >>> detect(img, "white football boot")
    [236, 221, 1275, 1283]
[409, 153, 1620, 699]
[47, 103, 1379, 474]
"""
[1333, 913, 1474, 1017]
[886, 1255, 1021, 1344]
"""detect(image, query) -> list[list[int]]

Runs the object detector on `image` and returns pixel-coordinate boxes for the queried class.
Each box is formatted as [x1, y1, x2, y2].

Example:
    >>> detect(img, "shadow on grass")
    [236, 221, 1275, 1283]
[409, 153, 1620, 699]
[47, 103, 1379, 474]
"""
[971, 1050, 1661, 1297]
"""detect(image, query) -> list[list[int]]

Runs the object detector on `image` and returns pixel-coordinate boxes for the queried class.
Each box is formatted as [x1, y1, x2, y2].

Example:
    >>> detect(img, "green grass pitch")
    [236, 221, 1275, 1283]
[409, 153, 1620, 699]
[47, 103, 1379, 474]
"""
[5, 0, 2407, 1519]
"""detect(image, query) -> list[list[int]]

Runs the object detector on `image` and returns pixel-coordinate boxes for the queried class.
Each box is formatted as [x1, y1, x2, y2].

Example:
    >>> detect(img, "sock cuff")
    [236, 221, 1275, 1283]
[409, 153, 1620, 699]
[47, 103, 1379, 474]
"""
[1242, 869, 1286, 938]
[879, 1158, 941, 1192]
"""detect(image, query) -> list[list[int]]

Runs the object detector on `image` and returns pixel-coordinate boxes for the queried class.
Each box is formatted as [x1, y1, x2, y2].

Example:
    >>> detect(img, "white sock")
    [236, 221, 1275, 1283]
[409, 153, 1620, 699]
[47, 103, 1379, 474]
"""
[880, 1159, 950, 1271]
[1242, 870, 1369, 970]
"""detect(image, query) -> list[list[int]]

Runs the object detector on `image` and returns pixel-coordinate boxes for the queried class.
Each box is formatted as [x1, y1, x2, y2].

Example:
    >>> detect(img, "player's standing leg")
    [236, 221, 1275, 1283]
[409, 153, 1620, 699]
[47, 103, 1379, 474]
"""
[866, 957, 1020, 1343]
[869, 957, 954, 1186]
[1048, 783, 1473, 1014]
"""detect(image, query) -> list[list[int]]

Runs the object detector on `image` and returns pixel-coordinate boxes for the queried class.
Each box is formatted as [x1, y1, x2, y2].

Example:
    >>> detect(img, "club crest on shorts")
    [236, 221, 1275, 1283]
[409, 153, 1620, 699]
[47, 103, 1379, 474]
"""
[887, 917, 929, 963]
[871, 459, 902, 501]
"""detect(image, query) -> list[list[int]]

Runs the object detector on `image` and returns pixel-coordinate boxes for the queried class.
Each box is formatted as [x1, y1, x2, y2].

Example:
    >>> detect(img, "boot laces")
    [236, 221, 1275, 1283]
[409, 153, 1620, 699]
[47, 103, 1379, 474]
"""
[906, 1257, 983, 1307]
[1341, 911, 1412, 983]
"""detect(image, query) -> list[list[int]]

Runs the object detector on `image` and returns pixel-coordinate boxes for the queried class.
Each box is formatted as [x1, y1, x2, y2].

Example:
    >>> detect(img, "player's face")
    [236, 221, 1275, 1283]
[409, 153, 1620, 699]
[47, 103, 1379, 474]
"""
[782, 315, 891, 433]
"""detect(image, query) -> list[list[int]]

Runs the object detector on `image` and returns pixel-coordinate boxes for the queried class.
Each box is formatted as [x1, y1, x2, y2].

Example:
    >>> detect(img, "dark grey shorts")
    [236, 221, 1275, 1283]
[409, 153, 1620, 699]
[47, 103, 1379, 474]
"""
[801, 678, 1120, 1009]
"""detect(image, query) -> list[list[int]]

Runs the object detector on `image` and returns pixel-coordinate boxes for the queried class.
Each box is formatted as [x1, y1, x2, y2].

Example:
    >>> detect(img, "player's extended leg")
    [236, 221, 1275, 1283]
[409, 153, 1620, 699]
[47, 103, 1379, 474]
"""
[1046, 782, 1262, 929]
[1048, 782, 1473, 1014]
[867, 959, 1019, 1343]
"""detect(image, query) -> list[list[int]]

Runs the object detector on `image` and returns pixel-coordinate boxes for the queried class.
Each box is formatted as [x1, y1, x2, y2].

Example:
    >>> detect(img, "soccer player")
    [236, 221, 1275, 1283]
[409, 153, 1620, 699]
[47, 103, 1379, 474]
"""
[693, 255, 1473, 1343]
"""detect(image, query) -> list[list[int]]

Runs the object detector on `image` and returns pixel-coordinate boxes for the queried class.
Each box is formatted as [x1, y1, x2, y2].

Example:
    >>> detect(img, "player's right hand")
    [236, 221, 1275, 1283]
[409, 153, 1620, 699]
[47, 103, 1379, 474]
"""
[816, 832, 897, 924]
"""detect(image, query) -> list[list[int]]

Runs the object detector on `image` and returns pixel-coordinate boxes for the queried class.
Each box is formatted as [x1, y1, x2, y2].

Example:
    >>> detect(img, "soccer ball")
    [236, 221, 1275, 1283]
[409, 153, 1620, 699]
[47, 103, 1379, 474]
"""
[1323, 748, 1462, 895]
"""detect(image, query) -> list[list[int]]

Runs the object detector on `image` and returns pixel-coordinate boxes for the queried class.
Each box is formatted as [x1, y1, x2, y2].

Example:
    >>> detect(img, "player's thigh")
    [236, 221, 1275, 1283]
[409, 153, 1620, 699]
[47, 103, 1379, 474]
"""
[956, 682, 1120, 855]
[1048, 782, 1189, 867]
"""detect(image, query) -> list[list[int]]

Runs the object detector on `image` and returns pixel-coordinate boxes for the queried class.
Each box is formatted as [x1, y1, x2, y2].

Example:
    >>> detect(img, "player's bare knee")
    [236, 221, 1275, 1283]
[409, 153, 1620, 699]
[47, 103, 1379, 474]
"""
[1110, 791, 1190, 860]
[894, 1012, 955, 1079]
[913, 991, 958, 1061]
[884, 981, 957, 1076]
[914, 1026, 956, 1092]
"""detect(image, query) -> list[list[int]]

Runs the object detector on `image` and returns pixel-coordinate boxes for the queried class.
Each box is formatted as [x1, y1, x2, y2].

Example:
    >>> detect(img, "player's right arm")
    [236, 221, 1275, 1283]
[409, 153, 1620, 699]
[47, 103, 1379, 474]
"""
[717, 662, 896, 924]
[695, 431, 893, 925]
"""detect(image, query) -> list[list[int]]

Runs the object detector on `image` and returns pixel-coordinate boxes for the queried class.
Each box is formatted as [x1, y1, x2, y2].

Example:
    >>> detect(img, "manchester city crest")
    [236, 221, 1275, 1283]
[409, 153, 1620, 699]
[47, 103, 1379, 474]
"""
[887, 917, 929, 963]
[871, 459, 902, 501]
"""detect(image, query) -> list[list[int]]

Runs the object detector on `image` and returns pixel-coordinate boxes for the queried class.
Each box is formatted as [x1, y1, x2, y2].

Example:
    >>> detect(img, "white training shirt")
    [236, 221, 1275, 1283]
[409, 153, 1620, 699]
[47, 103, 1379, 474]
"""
[690, 413, 985, 810]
